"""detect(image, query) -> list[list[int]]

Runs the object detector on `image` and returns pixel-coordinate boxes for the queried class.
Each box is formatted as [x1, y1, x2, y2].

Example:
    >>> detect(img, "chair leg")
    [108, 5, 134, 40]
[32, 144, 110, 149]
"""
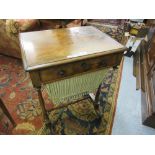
[0, 98, 16, 127]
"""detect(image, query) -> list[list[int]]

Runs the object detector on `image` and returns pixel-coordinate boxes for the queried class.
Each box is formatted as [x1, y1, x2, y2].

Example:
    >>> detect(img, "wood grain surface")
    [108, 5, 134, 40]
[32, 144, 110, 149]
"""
[19, 26, 126, 71]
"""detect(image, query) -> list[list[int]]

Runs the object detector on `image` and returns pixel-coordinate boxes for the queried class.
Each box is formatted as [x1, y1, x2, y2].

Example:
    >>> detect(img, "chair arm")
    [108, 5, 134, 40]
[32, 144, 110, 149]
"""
[5, 19, 40, 36]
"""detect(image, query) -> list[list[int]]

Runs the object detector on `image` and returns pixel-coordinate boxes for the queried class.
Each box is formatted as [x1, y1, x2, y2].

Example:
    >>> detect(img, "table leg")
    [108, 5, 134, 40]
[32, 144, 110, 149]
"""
[88, 83, 102, 116]
[36, 87, 51, 134]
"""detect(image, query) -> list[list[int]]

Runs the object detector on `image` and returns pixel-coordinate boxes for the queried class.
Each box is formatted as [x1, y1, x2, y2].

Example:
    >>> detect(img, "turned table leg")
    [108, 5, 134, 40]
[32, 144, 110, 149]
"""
[29, 72, 51, 133]
[36, 87, 49, 121]
[36, 87, 51, 133]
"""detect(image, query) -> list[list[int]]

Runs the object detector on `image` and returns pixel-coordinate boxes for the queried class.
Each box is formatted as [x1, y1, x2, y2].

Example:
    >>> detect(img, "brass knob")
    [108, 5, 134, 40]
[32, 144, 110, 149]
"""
[58, 70, 65, 76]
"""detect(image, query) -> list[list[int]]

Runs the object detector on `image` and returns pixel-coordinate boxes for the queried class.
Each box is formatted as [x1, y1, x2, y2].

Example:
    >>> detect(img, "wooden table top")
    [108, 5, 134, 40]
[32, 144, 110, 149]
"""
[19, 26, 126, 71]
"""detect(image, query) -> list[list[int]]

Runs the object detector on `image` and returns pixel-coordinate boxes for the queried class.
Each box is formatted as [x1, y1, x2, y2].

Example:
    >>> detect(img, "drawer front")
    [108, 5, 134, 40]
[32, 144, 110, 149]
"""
[39, 53, 122, 84]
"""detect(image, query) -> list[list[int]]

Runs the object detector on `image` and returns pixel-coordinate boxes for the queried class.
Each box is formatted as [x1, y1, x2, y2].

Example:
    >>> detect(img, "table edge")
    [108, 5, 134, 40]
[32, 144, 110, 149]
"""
[22, 47, 127, 72]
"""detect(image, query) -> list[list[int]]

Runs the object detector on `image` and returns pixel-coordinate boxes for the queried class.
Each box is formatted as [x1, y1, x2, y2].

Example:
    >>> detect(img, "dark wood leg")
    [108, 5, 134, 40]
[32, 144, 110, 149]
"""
[36, 87, 51, 133]
[88, 83, 102, 116]
[0, 98, 16, 127]
[95, 84, 102, 104]
[29, 72, 51, 134]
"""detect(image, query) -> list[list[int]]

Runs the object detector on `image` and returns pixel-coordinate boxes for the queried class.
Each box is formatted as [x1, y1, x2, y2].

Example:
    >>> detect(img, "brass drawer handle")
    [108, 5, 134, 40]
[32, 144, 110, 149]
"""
[81, 62, 90, 70]
[58, 70, 66, 76]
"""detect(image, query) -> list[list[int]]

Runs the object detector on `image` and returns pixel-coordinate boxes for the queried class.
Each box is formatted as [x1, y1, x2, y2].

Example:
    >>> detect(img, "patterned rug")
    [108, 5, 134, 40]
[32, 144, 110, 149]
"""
[47, 66, 122, 135]
[0, 55, 47, 134]
[0, 54, 123, 135]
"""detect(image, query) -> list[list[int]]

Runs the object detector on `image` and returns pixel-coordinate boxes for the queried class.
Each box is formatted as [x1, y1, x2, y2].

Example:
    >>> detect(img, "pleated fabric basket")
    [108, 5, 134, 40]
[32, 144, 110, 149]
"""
[45, 68, 109, 104]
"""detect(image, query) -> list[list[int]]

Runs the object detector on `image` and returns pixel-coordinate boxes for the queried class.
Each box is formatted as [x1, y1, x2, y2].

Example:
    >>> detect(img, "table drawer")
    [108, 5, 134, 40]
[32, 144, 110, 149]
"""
[39, 53, 122, 84]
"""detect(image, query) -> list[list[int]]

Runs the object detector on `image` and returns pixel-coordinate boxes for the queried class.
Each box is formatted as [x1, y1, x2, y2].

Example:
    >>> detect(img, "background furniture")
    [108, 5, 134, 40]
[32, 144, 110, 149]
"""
[0, 19, 39, 58]
[0, 98, 16, 127]
[0, 98, 16, 134]
[0, 19, 84, 58]
[134, 28, 155, 128]
[146, 19, 155, 27]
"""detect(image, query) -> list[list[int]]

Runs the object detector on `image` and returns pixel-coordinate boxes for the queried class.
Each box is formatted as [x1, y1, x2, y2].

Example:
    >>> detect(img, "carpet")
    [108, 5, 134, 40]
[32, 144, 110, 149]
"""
[86, 21, 125, 44]
[0, 53, 123, 135]
[48, 66, 122, 135]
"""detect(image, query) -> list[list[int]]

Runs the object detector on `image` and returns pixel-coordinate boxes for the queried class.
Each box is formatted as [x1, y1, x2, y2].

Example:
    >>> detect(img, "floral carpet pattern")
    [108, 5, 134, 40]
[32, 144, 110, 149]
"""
[48, 67, 121, 135]
[0, 55, 51, 134]
[0, 54, 123, 135]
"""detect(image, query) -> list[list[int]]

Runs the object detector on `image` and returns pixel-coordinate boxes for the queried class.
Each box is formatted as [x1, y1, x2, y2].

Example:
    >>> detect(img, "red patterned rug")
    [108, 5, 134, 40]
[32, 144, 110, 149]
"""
[0, 55, 53, 134]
